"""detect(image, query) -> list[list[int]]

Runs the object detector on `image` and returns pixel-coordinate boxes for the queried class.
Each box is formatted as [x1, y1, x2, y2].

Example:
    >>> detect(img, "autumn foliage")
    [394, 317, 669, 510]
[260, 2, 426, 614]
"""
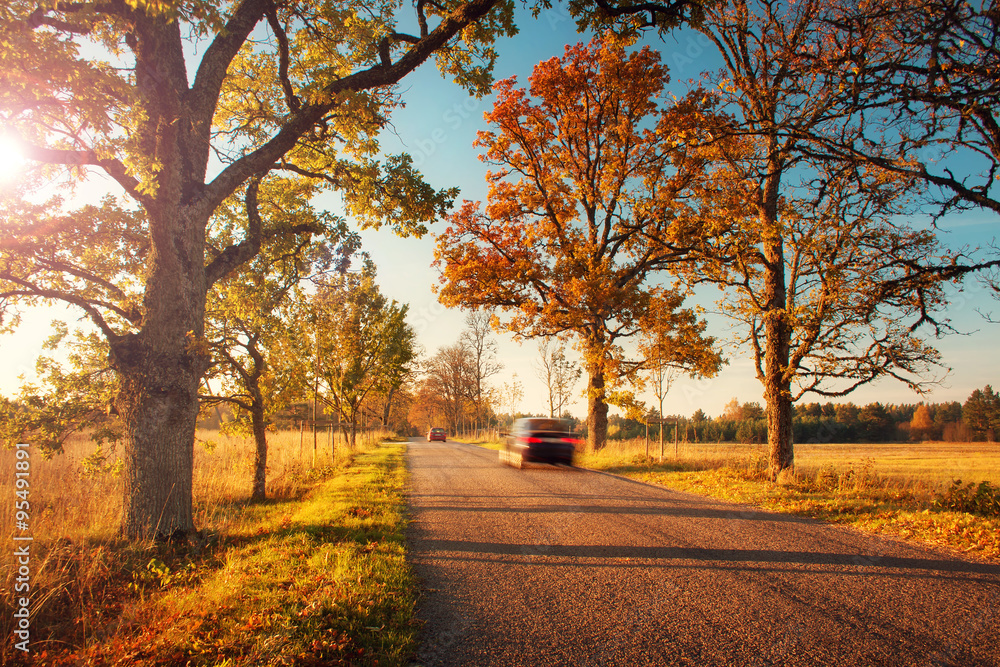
[435, 36, 722, 451]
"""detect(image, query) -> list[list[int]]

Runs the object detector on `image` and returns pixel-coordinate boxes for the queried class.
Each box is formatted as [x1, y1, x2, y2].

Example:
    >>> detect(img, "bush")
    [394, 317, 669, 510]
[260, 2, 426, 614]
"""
[934, 480, 1000, 517]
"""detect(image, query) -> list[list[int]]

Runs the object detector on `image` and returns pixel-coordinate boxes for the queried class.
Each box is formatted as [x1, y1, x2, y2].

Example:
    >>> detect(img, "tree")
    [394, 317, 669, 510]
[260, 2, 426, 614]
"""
[409, 378, 448, 435]
[501, 374, 524, 427]
[964, 385, 1000, 442]
[859, 402, 895, 442]
[0, 324, 121, 457]
[782, 0, 1000, 307]
[818, 0, 1000, 218]
[0, 0, 705, 540]
[0, 0, 531, 539]
[535, 338, 582, 418]
[199, 177, 357, 500]
[460, 310, 504, 429]
[309, 263, 416, 449]
[435, 36, 721, 451]
[909, 404, 937, 441]
[666, 0, 962, 477]
[423, 342, 476, 434]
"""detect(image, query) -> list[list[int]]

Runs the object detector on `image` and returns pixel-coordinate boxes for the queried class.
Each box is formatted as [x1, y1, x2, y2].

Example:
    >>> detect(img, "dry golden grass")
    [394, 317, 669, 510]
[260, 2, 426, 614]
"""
[591, 438, 1000, 487]
[0, 426, 392, 662]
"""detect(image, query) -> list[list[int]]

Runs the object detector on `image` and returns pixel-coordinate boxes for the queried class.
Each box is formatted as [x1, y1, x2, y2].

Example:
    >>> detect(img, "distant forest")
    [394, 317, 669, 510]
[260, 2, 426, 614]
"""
[601, 386, 1000, 444]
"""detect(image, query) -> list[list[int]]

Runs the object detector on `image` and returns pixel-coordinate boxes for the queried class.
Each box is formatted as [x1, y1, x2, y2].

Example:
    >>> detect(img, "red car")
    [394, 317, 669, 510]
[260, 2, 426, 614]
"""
[427, 427, 447, 442]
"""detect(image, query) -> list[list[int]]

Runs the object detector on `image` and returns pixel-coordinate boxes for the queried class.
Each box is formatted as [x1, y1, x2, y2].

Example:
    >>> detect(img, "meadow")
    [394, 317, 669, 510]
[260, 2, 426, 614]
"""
[0, 428, 415, 665]
[585, 438, 1000, 485]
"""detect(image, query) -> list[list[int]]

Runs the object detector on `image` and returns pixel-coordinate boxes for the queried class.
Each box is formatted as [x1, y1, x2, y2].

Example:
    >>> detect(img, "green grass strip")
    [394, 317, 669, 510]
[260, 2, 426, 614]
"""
[51, 442, 417, 667]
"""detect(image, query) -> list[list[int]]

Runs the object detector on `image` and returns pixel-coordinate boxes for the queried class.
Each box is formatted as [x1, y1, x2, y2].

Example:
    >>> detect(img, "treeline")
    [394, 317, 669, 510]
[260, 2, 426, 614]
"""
[602, 387, 1000, 444]
[406, 322, 588, 437]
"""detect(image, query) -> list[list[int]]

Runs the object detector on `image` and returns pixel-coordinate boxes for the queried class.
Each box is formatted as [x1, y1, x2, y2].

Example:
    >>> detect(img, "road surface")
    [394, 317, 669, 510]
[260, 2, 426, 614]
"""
[405, 439, 1000, 666]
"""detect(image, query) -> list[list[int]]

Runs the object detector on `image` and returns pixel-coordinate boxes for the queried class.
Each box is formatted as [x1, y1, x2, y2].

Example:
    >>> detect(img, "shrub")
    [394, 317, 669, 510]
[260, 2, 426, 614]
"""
[934, 480, 1000, 517]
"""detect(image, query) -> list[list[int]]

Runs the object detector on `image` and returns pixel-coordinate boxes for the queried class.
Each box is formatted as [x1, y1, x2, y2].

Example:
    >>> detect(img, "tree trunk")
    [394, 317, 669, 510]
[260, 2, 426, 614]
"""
[110, 199, 210, 540]
[382, 384, 397, 427]
[585, 362, 609, 453]
[112, 331, 207, 540]
[250, 398, 268, 502]
[760, 216, 794, 479]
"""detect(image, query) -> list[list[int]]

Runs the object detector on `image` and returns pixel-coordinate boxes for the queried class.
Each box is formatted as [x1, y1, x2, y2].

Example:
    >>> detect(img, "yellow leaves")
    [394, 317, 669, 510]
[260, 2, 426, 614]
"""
[125, 0, 183, 14]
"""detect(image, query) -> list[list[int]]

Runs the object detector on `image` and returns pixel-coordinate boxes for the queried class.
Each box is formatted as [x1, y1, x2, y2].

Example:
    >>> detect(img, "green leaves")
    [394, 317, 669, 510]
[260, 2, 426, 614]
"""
[305, 265, 417, 447]
[1, 328, 121, 456]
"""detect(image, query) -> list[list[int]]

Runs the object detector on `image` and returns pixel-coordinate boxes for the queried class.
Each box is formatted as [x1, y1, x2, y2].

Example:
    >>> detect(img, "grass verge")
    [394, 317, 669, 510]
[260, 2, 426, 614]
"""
[6, 440, 417, 666]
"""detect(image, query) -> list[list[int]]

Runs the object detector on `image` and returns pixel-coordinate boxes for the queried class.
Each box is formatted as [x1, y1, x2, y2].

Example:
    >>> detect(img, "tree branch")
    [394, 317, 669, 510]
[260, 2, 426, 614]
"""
[265, 0, 300, 113]
[198, 0, 504, 216]
[17, 142, 148, 207]
[204, 174, 265, 287]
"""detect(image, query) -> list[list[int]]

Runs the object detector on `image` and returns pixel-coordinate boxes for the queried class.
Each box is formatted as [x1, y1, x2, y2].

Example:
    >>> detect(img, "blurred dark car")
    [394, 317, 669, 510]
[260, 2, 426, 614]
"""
[427, 427, 447, 442]
[500, 418, 579, 468]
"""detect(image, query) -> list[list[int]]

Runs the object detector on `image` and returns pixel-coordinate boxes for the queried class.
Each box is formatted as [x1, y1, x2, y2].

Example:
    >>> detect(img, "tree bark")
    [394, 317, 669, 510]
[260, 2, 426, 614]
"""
[250, 394, 268, 502]
[585, 359, 609, 453]
[759, 171, 794, 479]
[382, 384, 397, 427]
[112, 331, 207, 539]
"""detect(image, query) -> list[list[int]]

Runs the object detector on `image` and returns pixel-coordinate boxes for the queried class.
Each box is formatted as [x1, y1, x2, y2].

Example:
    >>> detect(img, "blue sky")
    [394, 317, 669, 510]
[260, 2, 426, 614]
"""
[1, 5, 997, 420]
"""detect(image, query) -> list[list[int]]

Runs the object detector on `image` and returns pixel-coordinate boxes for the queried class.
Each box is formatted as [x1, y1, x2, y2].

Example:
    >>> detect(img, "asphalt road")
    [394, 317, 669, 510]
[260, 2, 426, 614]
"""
[405, 439, 1000, 667]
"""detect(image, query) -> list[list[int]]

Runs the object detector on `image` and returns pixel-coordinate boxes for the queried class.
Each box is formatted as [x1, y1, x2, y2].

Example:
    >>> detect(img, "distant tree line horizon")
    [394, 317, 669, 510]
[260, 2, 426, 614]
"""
[541, 387, 1000, 445]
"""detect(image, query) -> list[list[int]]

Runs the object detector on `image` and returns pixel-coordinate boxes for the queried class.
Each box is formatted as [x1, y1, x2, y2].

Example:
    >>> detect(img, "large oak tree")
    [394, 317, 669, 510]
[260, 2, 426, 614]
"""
[434, 36, 721, 451]
[0, 0, 515, 539]
[664, 0, 967, 477]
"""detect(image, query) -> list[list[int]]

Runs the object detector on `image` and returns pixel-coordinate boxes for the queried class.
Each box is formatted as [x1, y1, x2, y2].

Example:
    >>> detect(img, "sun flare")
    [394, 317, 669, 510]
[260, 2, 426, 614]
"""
[0, 134, 26, 181]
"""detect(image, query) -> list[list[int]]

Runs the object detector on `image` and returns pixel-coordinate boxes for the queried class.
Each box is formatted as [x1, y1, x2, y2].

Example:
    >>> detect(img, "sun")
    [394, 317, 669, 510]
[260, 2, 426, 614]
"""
[0, 134, 26, 181]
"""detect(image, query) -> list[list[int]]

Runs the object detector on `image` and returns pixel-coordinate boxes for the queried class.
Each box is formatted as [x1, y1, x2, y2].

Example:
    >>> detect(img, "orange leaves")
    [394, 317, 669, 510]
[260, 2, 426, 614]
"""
[435, 33, 722, 451]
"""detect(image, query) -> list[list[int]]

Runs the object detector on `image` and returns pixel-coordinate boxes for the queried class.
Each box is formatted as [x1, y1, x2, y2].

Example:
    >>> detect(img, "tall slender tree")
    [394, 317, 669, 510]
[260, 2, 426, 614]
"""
[536, 338, 582, 418]
[460, 310, 504, 430]
[200, 176, 358, 500]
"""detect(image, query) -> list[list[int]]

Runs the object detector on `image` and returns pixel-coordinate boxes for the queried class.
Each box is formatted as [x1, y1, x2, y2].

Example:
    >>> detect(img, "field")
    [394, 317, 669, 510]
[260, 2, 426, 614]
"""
[0, 429, 415, 665]
[587, 439, 1000, 486]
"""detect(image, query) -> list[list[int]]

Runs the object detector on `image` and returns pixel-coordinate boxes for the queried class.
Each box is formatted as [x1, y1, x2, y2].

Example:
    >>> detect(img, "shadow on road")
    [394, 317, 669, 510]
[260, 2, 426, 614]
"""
[412, 538, 1000, 577]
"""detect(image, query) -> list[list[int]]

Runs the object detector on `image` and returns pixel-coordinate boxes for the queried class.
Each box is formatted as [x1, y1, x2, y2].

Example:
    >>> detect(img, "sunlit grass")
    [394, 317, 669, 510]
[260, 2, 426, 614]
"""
[0, 429, 414, 665]
[580, 438, 1000, 485]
